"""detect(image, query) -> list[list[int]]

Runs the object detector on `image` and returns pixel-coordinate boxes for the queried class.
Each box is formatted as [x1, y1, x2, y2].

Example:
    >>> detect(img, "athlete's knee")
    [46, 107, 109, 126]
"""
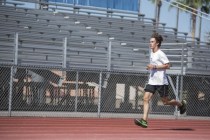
[143, 97, 149, 102]
[143, 92, 153, 103]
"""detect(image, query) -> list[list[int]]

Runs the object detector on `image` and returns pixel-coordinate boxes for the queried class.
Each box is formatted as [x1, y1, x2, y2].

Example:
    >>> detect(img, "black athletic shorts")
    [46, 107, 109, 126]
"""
[144, 84, 169, 97]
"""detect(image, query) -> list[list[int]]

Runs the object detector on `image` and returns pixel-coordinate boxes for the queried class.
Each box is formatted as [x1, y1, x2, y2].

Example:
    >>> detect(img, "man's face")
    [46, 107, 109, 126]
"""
[149, 38, 158, 49]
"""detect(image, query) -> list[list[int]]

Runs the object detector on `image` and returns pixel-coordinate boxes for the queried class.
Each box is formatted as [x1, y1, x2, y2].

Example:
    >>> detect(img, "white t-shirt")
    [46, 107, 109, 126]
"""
[148, 49, 169, 85]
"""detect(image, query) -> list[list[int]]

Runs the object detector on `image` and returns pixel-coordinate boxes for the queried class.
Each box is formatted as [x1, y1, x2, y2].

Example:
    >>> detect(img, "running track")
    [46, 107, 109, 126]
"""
[0, 117, 210, 140]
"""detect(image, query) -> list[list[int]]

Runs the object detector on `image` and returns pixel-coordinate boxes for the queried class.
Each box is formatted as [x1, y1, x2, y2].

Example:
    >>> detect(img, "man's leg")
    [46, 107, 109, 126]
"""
[143, 92, 153, 121]
[134, 91, 153, 128]
[161, 97, 181, 106]
[161, 97, 187, 114]
[158, 85, 186, 114]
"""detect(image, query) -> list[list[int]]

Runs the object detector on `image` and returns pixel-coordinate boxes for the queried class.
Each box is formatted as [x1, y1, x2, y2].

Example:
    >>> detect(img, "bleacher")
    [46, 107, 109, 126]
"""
[0, 0, 209, 75]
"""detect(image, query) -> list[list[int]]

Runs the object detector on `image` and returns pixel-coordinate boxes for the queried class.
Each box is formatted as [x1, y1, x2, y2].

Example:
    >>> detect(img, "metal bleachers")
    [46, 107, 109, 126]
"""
[187, 46, 210, 75]
[0, 1, 210, 75]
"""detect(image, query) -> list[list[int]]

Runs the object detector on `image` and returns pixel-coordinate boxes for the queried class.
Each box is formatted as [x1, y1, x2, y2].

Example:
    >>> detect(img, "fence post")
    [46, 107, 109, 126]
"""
[180, 44, 185, 101]
[75, 71, 79, 112]
[14, 32, 18, 65]
[8, 66, 14, 117]
[97, 72, 102, 118]
[103, 41, 111, 88]
[8, 32, 19, 116]
[175, 75, 180, 118]
[107, 41, 111, 71]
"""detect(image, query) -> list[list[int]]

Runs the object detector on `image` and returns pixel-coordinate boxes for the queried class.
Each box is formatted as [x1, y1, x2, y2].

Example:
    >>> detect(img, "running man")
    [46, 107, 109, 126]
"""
[134, 33, 186, 128]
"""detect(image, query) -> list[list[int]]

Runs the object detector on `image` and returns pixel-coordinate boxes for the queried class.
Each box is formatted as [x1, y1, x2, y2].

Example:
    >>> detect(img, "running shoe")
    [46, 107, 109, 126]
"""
[179, 100, 187, 114]
[134, 118, 148, 128]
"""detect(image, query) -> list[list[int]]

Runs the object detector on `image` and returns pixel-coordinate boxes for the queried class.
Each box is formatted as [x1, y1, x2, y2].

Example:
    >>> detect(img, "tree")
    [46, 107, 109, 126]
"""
[173, 0, 210, 41]
[199, 1, 210, 42]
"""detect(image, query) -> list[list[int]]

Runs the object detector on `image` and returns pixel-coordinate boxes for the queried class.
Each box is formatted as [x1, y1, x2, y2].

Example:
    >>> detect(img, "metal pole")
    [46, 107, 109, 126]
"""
[75, 71, 79, 112]
[103, 41, 111, 88]
[59, 37, 67, 87]
[154, 0, 158, 21]
[180, 44, 184, 77]
[168, 76, 177, 98]
[138, 0, 141, 14]
[97, 72, 102, 118]
[63, 37, 67, 69]
[176, 76, 180, 101]
[14, 32, 18, 65]
[176, 5, 179, 32]
[175, 75, 180, 118]
[198, 13, 202, 45]
[107, 41, 111, 71]
[180, 75, 184, 101]
[13, 32, 18, 75]
[8, 66, 14, 117]
[180, 44, 185, 101]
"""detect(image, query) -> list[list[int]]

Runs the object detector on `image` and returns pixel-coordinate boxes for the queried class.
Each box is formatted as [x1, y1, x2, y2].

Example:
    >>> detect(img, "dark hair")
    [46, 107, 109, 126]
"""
[151, 32, 163, 47]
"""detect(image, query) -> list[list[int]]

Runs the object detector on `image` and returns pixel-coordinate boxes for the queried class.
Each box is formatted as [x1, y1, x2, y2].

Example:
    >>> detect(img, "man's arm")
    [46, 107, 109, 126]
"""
[147, 63, 170, 70]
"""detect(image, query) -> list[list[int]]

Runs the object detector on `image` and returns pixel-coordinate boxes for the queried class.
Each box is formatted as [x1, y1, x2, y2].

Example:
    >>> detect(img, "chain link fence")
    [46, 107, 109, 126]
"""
[0, 65, 210, 118]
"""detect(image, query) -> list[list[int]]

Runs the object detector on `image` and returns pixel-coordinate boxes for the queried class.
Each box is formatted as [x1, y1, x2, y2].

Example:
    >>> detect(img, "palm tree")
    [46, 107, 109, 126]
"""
[173, 0, 210, 41]
[199, 2, 210, 42]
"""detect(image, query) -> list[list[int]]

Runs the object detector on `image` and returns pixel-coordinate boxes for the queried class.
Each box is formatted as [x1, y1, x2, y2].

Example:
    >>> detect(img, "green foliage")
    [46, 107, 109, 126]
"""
[175, 0, 210, 13]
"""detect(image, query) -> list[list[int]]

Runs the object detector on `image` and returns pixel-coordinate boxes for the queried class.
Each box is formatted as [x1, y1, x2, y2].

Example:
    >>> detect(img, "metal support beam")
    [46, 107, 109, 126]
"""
[176, 75, 180, 101]
[180, 75, 184, 102]
[138, 0, 141, 14]
[168, 75, 180, 118]
[107, 41, 112, 71]
[176, 6, 179, 32]
[97, 72, 102, 118]
[14, 32, 18, 65]
[8, 66, 14, 116]
[154, 0, 158, 25]
[168, 76, 178, 99]
[75, 71, 79, 112]
[175, 75, 180, 118]
[102, 41, 112, 88]
[181, 44, 184, 75]
[179, 44, 185, 101]
[58, 37, 67, 87]
[198, 13, 202, 45]
[63, 37, 67, 69]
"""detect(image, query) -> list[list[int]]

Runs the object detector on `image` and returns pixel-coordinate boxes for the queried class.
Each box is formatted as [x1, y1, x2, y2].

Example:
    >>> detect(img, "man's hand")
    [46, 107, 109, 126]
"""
[146, 64, 155, 70]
